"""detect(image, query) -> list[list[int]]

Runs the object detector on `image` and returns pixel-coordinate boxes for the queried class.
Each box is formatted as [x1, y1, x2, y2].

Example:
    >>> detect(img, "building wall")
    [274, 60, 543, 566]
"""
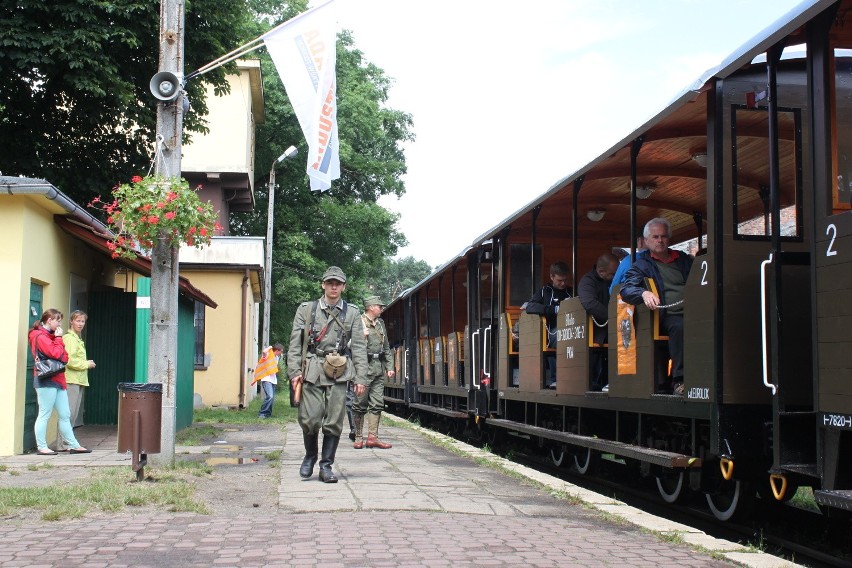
[182, 62, 259, 182]
[182, 270, 258, 407]
[0, 197, 103, 455]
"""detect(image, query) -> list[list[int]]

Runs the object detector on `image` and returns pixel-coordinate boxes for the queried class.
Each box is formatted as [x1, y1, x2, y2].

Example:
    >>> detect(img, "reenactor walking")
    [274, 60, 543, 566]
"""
[352, 296, 395, 449]
[287, 266, 368, 483]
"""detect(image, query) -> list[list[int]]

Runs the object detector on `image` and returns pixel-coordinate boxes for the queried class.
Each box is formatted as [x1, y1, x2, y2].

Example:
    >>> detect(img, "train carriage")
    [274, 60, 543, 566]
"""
[384, 0, 852, 521]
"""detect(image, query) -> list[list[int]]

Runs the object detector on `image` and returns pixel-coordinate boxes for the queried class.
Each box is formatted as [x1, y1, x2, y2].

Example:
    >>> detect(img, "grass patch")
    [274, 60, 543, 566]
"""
[787, 486, 821, 513]
[263, 450, 282, 462]
[0, 466, 209, 521]
[192, 390, 298, 425]
[176, 424, 220, 445]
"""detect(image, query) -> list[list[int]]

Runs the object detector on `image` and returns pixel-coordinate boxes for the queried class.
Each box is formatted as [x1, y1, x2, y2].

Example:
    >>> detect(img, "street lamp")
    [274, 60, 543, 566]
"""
[262, 145, 299, 350]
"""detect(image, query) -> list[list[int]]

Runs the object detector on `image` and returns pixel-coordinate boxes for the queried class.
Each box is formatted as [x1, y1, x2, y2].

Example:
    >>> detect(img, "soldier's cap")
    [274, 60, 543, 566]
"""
[364, 295, 385, 308]
[322, 266, 347, 283]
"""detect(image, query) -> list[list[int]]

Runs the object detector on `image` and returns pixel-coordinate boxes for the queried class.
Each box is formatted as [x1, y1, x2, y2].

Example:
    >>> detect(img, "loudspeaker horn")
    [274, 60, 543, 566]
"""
[149, 71, 182, 102]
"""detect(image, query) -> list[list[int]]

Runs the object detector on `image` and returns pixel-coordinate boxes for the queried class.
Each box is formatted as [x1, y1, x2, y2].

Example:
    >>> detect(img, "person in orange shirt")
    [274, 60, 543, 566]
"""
[253, 343, 284, 418]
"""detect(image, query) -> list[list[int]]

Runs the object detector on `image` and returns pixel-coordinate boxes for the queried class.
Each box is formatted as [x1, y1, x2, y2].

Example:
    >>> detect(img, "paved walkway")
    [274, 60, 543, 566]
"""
[0, 417, 801, 568]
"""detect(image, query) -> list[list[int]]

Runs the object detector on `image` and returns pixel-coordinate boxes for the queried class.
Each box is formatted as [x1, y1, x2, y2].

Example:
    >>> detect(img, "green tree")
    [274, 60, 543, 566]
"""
[0, 0, 254, 203]
[364, 256, 433, 302]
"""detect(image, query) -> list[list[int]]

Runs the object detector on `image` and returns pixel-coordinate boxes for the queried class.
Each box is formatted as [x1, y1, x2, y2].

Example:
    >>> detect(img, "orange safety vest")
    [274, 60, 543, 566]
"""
[251, 350, 279, 385]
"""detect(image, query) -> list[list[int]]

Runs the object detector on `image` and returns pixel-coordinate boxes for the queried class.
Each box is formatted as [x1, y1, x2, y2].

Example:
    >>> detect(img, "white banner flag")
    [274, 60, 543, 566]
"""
[263, 1, 339, 191]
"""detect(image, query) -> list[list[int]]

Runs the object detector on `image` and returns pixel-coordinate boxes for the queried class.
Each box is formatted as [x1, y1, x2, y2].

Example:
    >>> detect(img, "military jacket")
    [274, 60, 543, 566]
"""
[362, 314, 393, 377]
[287, 297, 368, 386]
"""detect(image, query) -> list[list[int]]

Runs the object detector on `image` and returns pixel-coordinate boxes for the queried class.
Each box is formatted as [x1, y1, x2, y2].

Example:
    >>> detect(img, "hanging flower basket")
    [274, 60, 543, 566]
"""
[89, 175, 222, 259]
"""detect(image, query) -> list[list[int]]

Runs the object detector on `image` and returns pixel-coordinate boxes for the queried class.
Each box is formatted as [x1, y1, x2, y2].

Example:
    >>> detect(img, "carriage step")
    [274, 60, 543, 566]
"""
[813, 489, 852, 512]
[410, 403, 468, 420]
[776, 463, 819, 479]
[486, 418, 701, 469]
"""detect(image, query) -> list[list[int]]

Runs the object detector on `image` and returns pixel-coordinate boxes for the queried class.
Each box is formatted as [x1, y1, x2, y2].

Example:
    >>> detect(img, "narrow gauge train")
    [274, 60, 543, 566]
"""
[381, 0, 852, 522]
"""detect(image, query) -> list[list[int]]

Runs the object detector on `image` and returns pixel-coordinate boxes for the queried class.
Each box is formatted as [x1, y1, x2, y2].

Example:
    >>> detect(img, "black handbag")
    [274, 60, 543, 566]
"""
[34, 350, 65, 379]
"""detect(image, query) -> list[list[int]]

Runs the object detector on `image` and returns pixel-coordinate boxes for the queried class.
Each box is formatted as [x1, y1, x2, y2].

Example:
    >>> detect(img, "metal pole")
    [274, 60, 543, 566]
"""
[262, 166, 276, 350]
[261, 146, 298, 350]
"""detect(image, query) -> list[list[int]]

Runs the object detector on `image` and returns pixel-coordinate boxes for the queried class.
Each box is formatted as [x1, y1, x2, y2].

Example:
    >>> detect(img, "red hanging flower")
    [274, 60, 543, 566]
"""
[88, 175, 220, 259]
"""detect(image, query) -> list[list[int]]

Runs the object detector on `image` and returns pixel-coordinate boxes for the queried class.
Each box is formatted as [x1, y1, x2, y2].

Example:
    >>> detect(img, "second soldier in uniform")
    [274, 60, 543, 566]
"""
[287, 266, 368, 483]
[352, 295, 395, 449]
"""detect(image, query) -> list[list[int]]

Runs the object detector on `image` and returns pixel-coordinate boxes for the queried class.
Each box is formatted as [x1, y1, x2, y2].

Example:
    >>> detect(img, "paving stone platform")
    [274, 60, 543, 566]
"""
[0, 417, 802, 568]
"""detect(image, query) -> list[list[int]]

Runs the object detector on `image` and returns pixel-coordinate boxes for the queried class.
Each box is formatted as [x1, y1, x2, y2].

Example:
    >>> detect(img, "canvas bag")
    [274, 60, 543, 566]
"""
[322, 351, 348, 379]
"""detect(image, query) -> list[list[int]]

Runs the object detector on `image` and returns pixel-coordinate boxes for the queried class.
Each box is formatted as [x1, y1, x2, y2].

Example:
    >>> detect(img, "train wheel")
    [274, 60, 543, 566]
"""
[656, 471, 686, 504]
[550, 448, 566, 468]
[573, 448, 599, 475]
[705, 479, 753, 521]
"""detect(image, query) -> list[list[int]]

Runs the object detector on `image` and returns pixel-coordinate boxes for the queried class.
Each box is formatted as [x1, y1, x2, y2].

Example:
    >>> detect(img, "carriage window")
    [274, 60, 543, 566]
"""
[419, 299, 440, 337]
[731, 105, 802, 240]
[833, 52, 852, 211]
[509, 244, 541, 306]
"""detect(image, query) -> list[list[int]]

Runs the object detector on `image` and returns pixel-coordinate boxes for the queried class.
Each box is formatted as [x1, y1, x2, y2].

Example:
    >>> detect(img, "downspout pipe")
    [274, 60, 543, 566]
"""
[239, 269, 249, 408]
[0, 176, 111, 234]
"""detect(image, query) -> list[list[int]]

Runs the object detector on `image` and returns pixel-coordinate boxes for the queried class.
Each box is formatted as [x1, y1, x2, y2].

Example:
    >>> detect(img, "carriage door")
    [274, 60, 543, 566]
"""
[468, 244, 495, 415]
[733, 60, 814, 474]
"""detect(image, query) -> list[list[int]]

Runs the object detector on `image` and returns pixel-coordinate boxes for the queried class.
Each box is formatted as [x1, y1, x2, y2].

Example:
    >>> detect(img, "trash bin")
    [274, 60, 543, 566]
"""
[117, 382, 162, 454]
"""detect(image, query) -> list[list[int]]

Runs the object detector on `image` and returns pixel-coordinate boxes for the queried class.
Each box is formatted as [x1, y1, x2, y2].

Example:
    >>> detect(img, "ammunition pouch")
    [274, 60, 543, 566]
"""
[322, 351, 348, 379]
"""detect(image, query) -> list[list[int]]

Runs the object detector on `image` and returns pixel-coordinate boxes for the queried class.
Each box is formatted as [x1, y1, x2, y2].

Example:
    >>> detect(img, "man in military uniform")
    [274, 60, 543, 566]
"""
[352, 296, 395, 449]
[287, 266, 368, 483]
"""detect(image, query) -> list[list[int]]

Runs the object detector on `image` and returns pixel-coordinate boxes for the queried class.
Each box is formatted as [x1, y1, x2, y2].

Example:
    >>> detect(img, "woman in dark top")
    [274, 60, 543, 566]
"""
[28, 309, 90, 455]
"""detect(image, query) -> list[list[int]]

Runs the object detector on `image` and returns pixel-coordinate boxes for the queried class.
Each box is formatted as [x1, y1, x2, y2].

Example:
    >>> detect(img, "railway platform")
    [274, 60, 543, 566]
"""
[0, 417, 801, 567]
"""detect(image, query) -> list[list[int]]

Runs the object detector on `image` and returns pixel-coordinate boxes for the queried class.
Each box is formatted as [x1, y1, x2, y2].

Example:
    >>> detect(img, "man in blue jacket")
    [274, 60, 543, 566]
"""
[620, 218, 693, 395]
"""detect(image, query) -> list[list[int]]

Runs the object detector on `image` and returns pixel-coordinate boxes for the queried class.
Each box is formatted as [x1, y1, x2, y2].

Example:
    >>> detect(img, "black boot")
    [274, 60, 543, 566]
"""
[299, 433, 319, 478]
[318, 435, 340, 483]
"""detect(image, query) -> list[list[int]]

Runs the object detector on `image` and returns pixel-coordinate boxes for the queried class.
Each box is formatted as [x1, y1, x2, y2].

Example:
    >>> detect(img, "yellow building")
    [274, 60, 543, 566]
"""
[179, 59, 269, 408]
[0, 179, 215, 456]
[179, 237, 264, 408]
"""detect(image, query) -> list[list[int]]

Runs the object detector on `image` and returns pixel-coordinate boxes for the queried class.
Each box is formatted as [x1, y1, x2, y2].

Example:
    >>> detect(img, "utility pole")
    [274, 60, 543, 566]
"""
[150, 0, 185, 465]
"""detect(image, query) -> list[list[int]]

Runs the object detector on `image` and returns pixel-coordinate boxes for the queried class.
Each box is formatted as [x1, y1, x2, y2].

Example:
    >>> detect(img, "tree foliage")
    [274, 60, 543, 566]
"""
[0, 0, 253, 203]
[365, 256, 434, 303]
[0, 0, 422, 347]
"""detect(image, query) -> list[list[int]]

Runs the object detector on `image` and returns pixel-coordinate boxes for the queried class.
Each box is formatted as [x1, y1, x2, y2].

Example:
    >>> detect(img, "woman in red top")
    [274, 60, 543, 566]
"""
[28, 309, 90, 455]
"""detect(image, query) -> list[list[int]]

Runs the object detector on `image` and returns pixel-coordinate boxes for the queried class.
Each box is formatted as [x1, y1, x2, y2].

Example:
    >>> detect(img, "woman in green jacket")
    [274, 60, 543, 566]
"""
[57, 310, 96, 451]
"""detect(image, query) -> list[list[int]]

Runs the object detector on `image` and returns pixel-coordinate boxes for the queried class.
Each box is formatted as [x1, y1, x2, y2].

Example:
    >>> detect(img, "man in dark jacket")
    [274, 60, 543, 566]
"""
[620, 218, 693, 395]
[524, 261, 572, 387]
[578, 253, 619, 391]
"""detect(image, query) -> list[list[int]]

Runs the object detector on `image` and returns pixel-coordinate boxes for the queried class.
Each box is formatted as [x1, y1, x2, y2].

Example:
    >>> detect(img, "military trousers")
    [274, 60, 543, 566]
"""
[298, 380, 347, 438]
[352, 373, 385, 415]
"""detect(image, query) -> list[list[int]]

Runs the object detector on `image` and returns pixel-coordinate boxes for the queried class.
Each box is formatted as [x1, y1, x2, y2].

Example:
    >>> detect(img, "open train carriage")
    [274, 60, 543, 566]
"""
[386, 0, 852, 520]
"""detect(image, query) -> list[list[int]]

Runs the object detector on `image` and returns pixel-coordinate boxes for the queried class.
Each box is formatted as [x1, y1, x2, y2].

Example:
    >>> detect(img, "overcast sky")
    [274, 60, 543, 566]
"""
[333, 0, 805, 267]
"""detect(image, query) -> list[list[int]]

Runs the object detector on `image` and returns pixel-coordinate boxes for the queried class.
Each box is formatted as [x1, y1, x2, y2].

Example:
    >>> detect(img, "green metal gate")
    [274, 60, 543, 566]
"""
[85, 291, 136, 425]
[177, 296, 195, 431]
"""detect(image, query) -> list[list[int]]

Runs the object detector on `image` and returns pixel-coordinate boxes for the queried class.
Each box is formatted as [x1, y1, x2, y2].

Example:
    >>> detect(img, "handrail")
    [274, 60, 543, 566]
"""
[760, 252, 777, 395]
[403, 348, 409, 381]
[482, 324, 492, 380]
[471, 329, 480, 388]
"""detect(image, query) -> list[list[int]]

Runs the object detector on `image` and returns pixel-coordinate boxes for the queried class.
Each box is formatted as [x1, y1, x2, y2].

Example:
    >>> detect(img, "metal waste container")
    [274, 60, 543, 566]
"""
[117, 382, 162, 454]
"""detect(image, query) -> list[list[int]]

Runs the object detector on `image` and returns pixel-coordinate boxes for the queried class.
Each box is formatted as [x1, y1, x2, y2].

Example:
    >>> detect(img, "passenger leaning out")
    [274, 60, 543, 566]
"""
[619, 218, 692, 395]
